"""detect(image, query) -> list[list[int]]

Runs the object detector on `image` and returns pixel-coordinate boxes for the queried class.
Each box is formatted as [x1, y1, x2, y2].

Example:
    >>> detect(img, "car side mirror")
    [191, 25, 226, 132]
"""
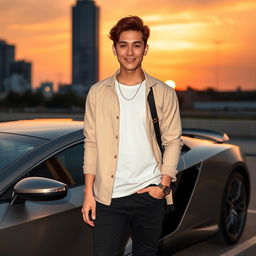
[12, 177, 67, 204]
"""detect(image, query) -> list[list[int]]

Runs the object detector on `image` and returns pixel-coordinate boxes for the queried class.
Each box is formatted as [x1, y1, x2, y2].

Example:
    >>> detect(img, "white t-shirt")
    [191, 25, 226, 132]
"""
[112, 79, 161, 198]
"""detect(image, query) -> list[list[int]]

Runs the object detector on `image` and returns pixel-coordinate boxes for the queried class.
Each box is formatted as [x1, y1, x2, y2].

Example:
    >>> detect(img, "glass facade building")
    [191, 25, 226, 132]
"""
[0, 40, 15, 93]
[72, 0, 99, 92]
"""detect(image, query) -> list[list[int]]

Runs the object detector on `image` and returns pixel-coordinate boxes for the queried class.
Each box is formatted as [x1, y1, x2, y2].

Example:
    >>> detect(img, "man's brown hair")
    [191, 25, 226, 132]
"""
[109, 16, 150, 47]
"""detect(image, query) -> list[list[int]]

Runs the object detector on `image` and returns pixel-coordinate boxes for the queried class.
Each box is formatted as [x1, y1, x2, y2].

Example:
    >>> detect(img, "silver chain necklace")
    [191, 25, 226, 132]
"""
[117, 80, 143, 101]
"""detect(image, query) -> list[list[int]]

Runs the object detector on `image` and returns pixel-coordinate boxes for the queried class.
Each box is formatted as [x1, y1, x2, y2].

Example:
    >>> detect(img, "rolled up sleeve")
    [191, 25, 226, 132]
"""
[83, 86, 97, 174]
[160, 86, 183, 182]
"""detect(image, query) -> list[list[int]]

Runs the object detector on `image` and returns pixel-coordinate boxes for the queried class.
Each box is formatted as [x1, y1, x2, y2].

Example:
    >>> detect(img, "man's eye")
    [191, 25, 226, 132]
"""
[119, 44, 126, 48]
[134, 45, 141, 48]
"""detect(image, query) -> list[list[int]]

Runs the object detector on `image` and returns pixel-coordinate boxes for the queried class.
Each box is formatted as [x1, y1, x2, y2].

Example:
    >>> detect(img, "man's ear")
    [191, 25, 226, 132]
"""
[112, 45, 117, 56]
[144, 44, 149, 56]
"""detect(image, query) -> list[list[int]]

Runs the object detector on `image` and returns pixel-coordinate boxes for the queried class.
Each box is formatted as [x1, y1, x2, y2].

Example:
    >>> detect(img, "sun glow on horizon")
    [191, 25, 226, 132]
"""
[165, 80, 176, 89]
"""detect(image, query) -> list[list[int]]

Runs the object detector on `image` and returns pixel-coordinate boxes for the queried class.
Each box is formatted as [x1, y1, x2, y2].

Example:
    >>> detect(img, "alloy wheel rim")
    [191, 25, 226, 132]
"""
[224, 177, 247, 239]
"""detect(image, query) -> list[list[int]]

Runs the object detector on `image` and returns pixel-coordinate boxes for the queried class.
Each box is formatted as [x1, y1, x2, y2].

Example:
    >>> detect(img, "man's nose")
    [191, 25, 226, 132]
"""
[127, 45, 133, 55]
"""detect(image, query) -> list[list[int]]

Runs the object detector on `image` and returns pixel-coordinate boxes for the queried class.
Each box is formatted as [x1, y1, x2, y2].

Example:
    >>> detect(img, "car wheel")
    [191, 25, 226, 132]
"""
[217, 172, 248, 244]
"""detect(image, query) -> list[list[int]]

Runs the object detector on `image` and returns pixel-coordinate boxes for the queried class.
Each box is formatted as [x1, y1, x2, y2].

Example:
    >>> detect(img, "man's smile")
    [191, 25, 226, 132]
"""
[124, 58, 136, 62]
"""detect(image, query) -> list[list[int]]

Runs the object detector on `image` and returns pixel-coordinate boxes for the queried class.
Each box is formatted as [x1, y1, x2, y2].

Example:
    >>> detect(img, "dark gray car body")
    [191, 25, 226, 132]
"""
[0, 119, 250, 256]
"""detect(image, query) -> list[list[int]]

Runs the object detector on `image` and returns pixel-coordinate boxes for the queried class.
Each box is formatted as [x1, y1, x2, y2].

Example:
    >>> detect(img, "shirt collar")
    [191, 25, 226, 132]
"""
[106, 69, 157, 89]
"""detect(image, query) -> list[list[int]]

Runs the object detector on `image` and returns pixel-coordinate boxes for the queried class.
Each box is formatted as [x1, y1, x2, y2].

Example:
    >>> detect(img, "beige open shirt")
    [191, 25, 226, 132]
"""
[83, 70, 184, 205]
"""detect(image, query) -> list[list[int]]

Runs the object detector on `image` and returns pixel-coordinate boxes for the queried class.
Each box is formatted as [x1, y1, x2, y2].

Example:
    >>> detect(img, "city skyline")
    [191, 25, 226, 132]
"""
[0, 0, 255, 91]
[0, 40, 32, 93]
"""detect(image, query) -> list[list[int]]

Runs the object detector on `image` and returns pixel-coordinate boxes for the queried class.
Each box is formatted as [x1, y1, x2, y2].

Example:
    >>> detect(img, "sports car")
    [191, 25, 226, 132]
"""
[0, 119, 250, 256]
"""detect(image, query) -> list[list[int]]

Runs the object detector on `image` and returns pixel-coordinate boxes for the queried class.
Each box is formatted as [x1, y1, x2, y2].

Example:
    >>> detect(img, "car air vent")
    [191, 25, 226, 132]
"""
[181, 144, 190, 154]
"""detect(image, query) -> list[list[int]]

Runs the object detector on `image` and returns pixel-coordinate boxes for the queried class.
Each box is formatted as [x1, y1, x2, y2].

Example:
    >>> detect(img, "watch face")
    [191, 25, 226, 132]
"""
[163, 186, 171, 195]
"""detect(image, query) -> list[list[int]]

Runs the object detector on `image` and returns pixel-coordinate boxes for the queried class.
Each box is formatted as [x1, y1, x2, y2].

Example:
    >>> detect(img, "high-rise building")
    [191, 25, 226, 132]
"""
[4, 74, 30, 94]
[10, 60, 32, 87]
[0, 40, 15, 93]
[72, 0, 99, 91]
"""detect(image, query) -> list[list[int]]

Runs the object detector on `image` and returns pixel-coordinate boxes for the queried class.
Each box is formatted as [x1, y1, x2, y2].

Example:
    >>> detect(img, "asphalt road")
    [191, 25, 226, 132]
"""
[173, 137, 256, 256]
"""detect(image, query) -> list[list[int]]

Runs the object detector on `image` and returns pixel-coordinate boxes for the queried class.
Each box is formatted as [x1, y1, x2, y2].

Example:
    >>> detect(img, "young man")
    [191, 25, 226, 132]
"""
[82, 16, 183, 256]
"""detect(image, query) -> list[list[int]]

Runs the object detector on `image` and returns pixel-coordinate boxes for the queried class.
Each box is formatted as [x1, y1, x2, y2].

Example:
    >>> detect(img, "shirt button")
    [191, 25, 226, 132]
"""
[116, 116, 119, 119]
[115, 135, 118, 139]
[111, 175, 114, 178]
[114, 155, 117, 159]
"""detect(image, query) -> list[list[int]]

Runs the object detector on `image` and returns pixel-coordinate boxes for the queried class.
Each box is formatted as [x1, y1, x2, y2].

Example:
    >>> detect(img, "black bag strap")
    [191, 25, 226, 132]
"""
[147, 87, 164, 155]
[147, 87, 176, 212]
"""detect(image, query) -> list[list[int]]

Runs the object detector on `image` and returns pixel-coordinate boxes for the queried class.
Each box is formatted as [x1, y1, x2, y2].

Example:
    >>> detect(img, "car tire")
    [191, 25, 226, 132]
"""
[217, 171, 248, 244]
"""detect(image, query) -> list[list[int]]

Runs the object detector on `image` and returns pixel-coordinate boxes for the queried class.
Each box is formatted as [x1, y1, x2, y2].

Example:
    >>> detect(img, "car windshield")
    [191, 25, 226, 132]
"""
[0, 133, 47, 170]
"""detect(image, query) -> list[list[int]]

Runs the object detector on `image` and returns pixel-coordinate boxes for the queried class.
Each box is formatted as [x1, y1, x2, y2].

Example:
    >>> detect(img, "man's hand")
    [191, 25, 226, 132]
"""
[81, 191, 96, 227]
[137, 186, 164, 199]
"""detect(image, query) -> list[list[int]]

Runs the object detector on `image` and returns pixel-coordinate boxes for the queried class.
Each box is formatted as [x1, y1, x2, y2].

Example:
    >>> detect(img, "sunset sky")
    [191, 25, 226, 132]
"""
[0, 0, 255, 91]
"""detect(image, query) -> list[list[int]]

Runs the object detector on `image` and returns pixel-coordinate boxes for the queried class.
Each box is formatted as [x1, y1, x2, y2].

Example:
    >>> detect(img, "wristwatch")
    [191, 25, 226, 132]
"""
[157, 183, 171, 196]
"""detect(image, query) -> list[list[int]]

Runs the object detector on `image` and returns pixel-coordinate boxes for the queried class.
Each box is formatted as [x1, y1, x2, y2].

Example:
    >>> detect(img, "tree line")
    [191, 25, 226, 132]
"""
[0, 90, 87, 110]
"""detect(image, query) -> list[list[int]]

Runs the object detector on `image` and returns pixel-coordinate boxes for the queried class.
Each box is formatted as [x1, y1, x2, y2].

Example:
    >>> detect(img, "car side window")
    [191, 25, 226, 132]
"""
[29, 143, 84, 186]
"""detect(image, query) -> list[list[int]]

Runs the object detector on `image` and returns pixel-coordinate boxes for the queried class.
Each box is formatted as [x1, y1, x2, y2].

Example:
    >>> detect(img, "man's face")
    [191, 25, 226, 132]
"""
[112, 30, 148, 72]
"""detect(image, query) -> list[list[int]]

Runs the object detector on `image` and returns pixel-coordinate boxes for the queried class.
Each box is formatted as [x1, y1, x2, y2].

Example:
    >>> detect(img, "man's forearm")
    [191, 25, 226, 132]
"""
[84, 174, 95, 194]
[161, 174, 172, 187]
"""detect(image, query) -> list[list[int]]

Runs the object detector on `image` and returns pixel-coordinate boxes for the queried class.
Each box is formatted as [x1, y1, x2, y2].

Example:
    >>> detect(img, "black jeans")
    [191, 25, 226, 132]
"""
[93, 191, 165, 256]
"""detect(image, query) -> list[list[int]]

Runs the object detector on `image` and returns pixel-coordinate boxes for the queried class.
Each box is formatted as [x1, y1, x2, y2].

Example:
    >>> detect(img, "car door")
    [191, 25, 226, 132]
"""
[0, 142, 93, 256]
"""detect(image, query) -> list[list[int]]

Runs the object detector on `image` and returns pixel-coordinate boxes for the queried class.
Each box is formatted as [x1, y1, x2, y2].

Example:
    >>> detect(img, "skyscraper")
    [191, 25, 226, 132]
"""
[0, 40, 15, 93]
[10, 60, 32, 87]
[72, 0, 99, 91]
